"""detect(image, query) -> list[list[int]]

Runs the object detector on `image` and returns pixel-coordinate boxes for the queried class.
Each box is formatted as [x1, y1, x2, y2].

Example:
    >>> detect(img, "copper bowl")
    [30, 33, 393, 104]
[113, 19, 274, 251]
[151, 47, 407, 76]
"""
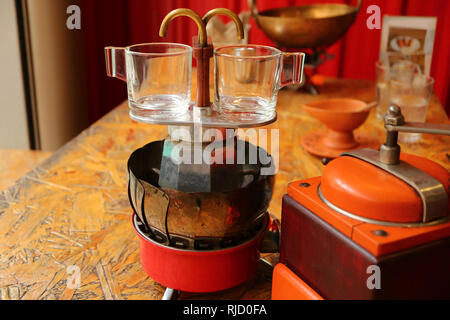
[249, 0, 361, 48]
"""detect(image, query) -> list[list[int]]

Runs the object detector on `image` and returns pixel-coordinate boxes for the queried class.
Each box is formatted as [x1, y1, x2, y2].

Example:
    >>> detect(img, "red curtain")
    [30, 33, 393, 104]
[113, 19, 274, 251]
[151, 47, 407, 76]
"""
[81, 0, 450, 123]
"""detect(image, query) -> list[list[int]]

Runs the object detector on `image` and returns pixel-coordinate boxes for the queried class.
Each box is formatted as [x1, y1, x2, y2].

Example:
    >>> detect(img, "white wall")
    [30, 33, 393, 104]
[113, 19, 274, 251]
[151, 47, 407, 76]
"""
[0, 0, 30, 149]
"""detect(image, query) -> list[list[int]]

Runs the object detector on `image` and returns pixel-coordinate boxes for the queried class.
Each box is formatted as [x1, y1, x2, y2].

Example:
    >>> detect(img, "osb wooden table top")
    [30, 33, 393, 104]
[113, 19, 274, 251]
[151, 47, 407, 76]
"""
[0, 77, 448, 300]
[0, 150, 52, 192]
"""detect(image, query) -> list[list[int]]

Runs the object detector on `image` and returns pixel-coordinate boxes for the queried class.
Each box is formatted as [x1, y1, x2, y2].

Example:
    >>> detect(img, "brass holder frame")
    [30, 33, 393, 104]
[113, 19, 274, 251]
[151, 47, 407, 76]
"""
[155, 8, 276, 129]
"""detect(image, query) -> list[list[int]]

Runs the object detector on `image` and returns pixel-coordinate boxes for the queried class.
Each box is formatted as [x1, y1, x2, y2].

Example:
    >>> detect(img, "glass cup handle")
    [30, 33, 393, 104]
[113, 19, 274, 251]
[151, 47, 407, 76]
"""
[280, 52, 305, 88]
[105, 46, 127, 82]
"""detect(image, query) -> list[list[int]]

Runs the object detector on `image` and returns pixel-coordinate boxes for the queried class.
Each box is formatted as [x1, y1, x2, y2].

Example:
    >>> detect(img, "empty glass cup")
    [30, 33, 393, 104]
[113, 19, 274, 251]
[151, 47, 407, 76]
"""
[213, 45, 305, 122]
[105, 43, 192, 121]
[376, 59, 422, 120]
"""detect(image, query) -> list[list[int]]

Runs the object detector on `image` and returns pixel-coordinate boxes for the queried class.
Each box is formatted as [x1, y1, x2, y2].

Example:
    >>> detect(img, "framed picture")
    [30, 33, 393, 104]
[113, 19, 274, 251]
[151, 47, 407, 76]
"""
[379, 15, 437, 75]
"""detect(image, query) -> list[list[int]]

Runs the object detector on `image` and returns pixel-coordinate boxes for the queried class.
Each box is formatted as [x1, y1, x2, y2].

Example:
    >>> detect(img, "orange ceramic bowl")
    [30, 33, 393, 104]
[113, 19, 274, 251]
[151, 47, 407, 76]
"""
[302, 98, 370, 133]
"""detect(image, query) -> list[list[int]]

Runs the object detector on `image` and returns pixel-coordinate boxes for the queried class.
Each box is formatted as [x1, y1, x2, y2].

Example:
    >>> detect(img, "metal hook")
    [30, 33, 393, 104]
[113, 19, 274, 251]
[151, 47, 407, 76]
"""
[202, 8, 244, 41]
[159, 8, 207, 47]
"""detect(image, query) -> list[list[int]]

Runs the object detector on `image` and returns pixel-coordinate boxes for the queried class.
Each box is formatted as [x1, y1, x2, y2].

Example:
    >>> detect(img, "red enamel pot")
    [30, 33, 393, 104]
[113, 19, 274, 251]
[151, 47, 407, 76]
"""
[132, 213, 268, 293]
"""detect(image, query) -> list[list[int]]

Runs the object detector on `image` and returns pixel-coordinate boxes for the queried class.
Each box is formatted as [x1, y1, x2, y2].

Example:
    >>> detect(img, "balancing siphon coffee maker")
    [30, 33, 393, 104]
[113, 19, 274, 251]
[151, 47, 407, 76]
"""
[105, 8, 305, 299]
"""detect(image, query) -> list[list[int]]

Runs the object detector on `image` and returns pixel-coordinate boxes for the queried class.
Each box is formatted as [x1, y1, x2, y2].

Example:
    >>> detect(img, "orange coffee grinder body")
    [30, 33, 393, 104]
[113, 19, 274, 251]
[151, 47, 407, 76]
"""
[273, 106, 450, 299]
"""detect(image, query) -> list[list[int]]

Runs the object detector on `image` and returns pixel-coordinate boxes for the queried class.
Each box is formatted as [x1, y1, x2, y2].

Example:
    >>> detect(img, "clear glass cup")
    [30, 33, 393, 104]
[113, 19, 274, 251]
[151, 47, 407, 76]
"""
[105, 43, 192, 121]
[389, 75, 434, 143]
[376, 59, 422, 119]
[213, 45, 305, 122]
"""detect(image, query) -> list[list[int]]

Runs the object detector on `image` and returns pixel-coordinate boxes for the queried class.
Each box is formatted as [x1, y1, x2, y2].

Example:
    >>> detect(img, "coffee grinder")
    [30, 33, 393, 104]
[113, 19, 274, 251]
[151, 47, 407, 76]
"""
[273, 105, 450, 299]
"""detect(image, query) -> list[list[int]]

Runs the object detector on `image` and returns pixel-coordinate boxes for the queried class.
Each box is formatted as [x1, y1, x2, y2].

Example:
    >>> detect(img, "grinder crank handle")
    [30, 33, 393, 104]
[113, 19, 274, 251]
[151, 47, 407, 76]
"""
[380, 105, 450, 165]
[386, 122, 450, 136]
